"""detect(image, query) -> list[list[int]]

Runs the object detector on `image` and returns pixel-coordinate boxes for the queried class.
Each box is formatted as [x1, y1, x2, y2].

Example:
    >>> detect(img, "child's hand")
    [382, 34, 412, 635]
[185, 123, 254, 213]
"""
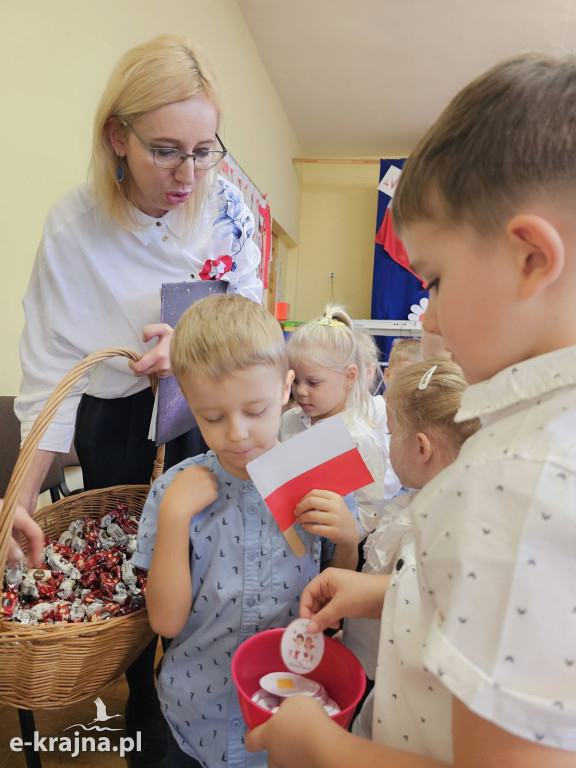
[300, 568, 389, 633]
[159, 465, 218, 522]
[294, 489, 359, 547]
[245, 695, 336, 763]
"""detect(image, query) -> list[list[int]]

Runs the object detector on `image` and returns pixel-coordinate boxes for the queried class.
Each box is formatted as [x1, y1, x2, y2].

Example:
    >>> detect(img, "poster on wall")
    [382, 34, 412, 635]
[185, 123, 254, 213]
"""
[371, 158, 428, 360]
[220, 155, 271, 289]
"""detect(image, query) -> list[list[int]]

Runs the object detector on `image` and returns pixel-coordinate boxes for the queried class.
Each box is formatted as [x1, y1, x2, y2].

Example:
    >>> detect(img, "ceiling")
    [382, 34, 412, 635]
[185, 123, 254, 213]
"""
[237, 0, 576, 157]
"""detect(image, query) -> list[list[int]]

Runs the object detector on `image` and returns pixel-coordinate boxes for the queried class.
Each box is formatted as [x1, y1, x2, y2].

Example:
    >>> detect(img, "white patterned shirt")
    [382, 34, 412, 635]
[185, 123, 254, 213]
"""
[371, 345, 576, 757]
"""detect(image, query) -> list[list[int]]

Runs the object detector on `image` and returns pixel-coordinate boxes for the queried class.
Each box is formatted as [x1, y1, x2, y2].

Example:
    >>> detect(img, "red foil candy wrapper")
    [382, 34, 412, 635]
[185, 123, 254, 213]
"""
[2, 504, 147, 625]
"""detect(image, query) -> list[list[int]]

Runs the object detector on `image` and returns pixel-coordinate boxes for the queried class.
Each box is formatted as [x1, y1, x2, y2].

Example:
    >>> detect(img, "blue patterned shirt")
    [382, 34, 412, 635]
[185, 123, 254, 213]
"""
[133, 451, 359, 767]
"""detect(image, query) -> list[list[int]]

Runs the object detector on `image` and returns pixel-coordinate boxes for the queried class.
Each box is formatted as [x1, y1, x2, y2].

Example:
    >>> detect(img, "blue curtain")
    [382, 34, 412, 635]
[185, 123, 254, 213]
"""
[371, 158, 428, 360]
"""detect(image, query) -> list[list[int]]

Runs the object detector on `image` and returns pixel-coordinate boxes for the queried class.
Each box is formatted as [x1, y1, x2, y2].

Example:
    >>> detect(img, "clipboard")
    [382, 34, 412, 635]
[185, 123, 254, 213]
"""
[154, 280, 228, 445]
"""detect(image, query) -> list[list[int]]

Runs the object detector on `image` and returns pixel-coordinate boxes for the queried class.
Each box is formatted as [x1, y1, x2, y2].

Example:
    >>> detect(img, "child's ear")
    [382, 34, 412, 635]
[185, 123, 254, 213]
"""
[507, 215, 565, 298]
[282, 370, 295, 406]
[345, 365, 358, 387]
[415, 432, 433, 463]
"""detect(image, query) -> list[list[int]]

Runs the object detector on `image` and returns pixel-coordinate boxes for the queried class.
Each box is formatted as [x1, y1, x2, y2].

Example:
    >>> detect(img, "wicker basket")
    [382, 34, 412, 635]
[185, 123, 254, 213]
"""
[0, 348, 164, 709]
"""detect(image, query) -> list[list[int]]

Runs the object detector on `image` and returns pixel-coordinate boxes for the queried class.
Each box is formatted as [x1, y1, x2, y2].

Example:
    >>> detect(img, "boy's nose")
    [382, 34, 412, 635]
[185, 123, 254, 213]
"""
[421, 307, 439, 336]
[227, 417, 248, 442]
[294, 382, 307, 397]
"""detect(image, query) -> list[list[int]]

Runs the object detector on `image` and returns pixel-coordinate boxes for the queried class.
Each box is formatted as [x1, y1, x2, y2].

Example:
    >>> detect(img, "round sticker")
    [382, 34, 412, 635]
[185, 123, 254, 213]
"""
[281, 617, 325, 674]
[259, 671, 320, 698]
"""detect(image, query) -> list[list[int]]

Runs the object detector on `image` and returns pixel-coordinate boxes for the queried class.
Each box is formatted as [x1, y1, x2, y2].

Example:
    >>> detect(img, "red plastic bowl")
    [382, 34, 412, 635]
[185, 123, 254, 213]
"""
[232, 628, 366, 729]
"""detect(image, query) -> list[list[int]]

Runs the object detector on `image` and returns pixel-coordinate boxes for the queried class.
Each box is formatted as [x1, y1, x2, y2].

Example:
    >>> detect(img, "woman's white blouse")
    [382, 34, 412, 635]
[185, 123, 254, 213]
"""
[15, 178, 262, 451]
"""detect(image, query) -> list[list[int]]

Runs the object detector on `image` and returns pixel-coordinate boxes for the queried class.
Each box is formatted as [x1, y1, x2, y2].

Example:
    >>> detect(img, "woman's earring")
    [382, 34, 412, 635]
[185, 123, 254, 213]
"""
[116, 163, 125, 182]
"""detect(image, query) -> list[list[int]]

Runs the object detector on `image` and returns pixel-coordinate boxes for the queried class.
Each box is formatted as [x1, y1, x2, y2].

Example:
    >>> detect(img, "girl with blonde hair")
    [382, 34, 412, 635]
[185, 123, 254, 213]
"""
[343, 359, 480, 741]
[280, 304, 401, 539]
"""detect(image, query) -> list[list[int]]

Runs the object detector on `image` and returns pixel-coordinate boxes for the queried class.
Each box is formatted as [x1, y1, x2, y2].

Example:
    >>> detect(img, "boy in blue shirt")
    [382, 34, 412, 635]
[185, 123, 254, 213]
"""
[133, 293, 360, 767]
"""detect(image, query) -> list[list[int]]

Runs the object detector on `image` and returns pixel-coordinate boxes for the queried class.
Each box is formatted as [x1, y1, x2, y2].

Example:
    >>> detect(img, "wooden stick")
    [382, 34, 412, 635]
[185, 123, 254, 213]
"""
[283, 525, 306, 558]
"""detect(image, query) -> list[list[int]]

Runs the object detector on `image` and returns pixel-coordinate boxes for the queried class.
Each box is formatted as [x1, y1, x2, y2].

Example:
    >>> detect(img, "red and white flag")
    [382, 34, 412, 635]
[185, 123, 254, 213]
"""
[247, 415, 374, 533]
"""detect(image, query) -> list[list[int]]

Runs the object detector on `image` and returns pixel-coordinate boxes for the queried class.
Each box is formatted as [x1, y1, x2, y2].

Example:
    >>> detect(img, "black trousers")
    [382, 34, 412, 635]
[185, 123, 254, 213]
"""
[74, 388, 207, 751]
[75, 387, 207, 488]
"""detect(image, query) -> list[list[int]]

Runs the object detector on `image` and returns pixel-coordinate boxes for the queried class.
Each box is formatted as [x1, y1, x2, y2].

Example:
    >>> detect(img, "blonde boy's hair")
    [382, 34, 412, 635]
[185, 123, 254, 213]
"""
[387, 337, 424, 369]
[385, 359, 480, 453]
[171, 294, 288, 382]
[90, 34, 222, 231]
[392, 53, 576, 236]
[286, 304, 371, 420]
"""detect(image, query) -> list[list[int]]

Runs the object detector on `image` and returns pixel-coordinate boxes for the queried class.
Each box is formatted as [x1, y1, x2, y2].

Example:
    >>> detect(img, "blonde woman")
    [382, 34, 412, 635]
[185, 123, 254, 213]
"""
[15, 34, 262, 768]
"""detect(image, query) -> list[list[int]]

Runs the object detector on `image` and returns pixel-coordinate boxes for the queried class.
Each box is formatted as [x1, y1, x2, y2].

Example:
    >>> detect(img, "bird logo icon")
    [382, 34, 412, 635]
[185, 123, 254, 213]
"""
[63, 697, 123, 732]
[90, 698, 122, 725]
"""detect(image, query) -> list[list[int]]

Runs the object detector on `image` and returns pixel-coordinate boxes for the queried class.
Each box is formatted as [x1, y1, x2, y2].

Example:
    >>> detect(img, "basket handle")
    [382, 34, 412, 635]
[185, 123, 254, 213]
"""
[0, 347, 166, 577]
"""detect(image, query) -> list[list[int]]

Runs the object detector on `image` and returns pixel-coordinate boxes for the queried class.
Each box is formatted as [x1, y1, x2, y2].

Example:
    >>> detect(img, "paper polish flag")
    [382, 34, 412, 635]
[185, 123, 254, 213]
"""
[246, 414, 374, 533]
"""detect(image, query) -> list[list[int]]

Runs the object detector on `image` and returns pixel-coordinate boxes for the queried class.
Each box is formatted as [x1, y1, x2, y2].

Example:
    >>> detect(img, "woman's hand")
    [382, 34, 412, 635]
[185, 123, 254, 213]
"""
[4, 501, 45, 569]
[129, 323, 174, 378]
[294, 490, 359, 547]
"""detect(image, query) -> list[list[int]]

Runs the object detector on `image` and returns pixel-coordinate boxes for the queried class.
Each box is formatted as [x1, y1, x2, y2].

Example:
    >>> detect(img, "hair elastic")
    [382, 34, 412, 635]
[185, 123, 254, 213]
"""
[418, 365, 438, 390]
[314, 318, 346, 327]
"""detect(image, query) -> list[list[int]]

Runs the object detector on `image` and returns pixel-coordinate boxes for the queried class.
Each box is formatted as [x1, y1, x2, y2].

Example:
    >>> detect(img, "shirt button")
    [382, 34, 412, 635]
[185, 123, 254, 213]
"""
[246, 481, 255, 491]
[156, 221, 162, 226]
[248, 551, 256, 561]
[162, 235, 168, 242]
[246, 597, 256, 607]
[232, 719, 242, 728]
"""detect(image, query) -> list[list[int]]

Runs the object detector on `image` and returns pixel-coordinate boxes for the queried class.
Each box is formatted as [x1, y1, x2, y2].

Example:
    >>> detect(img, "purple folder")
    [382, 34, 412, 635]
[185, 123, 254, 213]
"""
[155, 280, 228, 445]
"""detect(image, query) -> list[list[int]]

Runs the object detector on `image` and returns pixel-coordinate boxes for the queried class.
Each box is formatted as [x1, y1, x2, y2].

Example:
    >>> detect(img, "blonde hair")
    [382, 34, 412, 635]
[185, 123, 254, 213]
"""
[286, 304, 371, 420]
[356, 330, 383, 395]
[393, 53, 576, 236]
[90, 34, 222, 231]
[385, 359, 480, 456]
[387, 337, 424, 369]
[171, 294, 288, 382]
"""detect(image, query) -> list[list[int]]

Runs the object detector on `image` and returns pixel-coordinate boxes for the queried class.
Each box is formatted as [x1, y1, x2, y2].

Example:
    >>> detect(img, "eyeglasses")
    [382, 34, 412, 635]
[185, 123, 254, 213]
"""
[118, 119, 227, 170]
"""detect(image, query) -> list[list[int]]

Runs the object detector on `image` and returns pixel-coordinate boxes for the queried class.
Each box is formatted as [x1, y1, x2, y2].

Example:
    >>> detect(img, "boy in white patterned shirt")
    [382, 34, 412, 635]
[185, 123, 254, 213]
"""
[246, 53, 576, 768]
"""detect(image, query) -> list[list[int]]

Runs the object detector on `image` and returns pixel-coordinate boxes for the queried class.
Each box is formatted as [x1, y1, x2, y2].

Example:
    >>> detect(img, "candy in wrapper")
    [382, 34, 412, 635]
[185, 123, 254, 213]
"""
[98, 530, 117, 550]
[121, 517, 139, 536]
[106, 522, 127, 545]
[58, 530, 74, 547]
[57, 578, 77, 599]
[69, 601, 87, 622]
[14, 607, 39, 626]
[111, 582, 129, 604]
[1, 589, 19, 618]
[80, 571, 99, 590]
[84, 600, 105, 617]
[100, 573, 120, 599]
[2, 503, 147, 625]
[4, 566, 24, 587]
[44, 550, 80, 579]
